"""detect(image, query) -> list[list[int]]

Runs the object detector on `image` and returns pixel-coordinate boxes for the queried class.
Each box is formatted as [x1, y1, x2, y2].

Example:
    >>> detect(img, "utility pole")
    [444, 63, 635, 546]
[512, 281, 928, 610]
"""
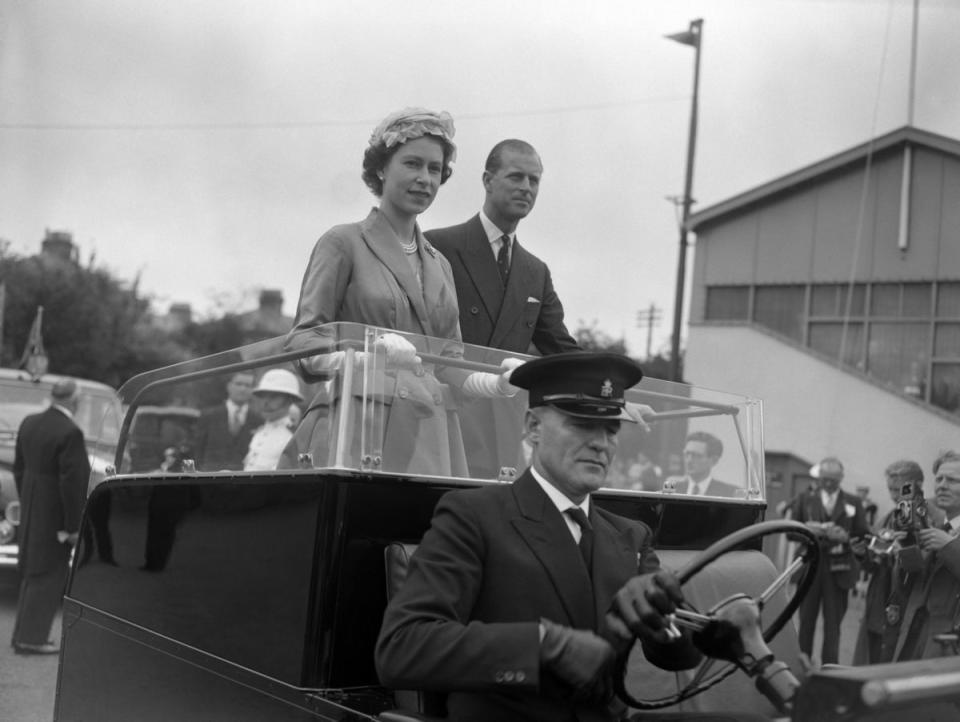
[665, 18, 703, 382]
[636, 303, 662, 360]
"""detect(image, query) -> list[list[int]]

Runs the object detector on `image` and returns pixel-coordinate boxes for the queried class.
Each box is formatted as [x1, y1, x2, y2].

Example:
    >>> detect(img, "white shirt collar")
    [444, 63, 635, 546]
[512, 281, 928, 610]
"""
[689, 475, 713, 495]
[479, 210, 515, 246]
[530, 465, 590, 517]
[948, 515, 960, 532]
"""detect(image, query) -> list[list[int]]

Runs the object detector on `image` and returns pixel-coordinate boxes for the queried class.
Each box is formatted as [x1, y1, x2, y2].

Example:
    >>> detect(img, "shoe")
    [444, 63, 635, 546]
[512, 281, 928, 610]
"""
[13, 641, 60, 655]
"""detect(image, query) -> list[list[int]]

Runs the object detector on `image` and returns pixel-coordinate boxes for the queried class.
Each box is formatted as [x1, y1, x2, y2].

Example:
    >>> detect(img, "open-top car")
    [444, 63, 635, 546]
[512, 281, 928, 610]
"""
[54, 323, 960, 721]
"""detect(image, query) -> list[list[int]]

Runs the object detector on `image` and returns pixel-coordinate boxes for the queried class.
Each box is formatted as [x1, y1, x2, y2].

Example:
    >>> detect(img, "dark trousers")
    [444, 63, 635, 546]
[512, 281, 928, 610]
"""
[798, 568, 848, 664]
[12, 563, 69, 646]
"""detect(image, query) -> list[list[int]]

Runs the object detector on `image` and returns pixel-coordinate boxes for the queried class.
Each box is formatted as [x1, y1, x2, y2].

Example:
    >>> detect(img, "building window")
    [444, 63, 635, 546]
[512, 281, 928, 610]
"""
[753, 285, 805, 342]
[809, 322, 865, 368]
[934, 323, 960, 357]
[931, 363, 960, 414]
[810, 283, 866, 317]
[705, 286, 749, 321]
[866, 322, 929, 394]
[938, 283, 960, 317]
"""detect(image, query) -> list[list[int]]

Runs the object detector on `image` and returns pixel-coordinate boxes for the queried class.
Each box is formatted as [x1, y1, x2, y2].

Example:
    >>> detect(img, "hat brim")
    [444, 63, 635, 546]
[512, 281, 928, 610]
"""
[542, 401, 636, 423]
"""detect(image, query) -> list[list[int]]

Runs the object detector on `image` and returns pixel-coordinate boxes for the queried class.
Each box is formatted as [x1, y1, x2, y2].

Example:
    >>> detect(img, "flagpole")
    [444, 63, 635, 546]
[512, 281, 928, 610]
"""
[666, 18, 703, 382]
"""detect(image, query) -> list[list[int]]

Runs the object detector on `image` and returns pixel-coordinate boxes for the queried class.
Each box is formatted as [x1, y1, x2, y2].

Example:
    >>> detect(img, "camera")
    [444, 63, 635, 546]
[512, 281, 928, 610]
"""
[864, 481, 928, 572]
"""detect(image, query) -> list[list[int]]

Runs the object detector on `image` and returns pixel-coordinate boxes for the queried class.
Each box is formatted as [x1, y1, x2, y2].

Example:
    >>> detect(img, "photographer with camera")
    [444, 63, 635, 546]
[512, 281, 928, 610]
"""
[853, 460, 943, 664]
[786, 456, 870, 665]
[894, 450, 960, 661]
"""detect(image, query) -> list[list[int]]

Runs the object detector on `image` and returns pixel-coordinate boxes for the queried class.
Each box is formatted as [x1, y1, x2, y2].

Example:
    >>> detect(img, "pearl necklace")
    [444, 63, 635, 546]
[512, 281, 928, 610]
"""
[400, 238, 417, 255]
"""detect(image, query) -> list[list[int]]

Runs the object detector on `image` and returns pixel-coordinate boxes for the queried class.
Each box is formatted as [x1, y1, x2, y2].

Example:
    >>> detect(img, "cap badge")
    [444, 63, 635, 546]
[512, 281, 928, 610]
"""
[600, 379, 613, 398]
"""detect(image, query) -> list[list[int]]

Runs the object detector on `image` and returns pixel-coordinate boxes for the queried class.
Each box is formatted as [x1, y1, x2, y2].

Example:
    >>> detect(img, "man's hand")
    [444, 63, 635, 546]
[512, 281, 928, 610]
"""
[823, 524, 849, 544]
[539, 618, 615, 696]
[919, 527, 954, 553]
[606, 570, 684, 645]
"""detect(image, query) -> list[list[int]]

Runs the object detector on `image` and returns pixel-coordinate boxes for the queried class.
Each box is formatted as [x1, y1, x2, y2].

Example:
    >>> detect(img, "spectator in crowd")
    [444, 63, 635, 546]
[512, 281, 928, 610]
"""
[626, 451, 663, 492]
[194, 371, 262, 471]
[283, 107, 519, 476]
[376, 352, 717, 722]
[787, 456, 870, 665]
[663, 431, 738, 498]
[243, 369, 304, 472]
[12, 380, 90, 654]
[895, 450, 960, 660]
[853, 459, 942, 664]
[856, 485, 879, 528]
[425, 139, 579, 479]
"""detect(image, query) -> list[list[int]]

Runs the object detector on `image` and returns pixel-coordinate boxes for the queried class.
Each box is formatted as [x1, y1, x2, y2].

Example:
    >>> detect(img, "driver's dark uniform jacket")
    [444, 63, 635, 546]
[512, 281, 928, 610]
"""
[375, 469, 660, 722]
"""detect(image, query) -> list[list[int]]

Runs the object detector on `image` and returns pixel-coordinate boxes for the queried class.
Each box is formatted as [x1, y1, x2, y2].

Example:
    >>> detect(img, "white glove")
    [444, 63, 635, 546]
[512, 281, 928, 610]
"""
[624, 402, 653, 432]
[375, 333, 422, 367]
[496, 357, 524, 395]
[462, 357, 524, 398]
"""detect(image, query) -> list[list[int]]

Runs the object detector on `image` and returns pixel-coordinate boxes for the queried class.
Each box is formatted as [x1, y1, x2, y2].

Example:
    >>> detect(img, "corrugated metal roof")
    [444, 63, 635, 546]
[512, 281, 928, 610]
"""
[689, 126, 960, 232]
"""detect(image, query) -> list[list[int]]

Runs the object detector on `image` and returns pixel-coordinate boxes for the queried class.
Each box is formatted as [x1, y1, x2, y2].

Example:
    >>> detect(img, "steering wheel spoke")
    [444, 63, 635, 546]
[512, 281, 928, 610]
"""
[613, 520, 820, 710]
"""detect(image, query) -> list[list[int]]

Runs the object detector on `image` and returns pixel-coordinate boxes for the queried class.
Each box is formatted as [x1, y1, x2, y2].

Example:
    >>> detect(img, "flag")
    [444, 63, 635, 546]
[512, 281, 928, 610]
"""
[19, 305, 48, 379]
[665, 20, 702, 49]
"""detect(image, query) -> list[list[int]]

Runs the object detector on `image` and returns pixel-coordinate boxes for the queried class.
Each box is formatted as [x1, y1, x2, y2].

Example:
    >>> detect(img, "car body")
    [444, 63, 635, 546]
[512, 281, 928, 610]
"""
[53, 324, 960, 721]
[0, 367, 124, 568]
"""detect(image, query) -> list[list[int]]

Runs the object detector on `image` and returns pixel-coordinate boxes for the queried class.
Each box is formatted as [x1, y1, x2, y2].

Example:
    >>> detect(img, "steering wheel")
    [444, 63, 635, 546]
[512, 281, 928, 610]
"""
[613, 520, 820, 710]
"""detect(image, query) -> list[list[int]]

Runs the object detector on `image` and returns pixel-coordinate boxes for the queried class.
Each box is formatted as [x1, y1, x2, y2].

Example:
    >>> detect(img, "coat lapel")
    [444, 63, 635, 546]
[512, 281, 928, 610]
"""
[490, 240, 533, 349]
[359, 209, 434, 336]
[510, 473, 595, 629]
[590, 507, 641, 628]
[460, 216, 505, 327]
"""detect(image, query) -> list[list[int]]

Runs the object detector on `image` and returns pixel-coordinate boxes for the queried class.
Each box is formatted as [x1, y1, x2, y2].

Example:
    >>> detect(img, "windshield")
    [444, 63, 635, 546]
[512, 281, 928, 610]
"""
[108, 323, 765, 502]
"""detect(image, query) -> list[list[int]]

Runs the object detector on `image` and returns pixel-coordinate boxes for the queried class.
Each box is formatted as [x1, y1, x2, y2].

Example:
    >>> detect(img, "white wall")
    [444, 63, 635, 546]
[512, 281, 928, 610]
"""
[686, 324, 960, 519]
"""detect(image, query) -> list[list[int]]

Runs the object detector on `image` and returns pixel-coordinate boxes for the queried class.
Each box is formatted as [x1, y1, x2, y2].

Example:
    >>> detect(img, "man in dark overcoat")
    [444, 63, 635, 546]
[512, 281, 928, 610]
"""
[426, 139, 578, 478]
[12, 379, 90, 654]
[193, 371, 262, 471]
[787, 456, 870, 665]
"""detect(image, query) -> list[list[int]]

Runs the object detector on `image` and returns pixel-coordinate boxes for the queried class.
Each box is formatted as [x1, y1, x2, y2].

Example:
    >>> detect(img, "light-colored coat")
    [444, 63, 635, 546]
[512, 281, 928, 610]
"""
[284, 209, 470, 475]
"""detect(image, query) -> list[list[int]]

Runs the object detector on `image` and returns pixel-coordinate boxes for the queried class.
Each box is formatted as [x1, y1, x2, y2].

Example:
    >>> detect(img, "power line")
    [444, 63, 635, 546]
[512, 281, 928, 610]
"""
[0, 95, 688, 132]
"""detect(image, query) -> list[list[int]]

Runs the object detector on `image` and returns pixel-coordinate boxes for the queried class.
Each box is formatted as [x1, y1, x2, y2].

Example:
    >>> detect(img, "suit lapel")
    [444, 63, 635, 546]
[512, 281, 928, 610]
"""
[510, 473, 595, 629]
[359, 210, 434, 336]
[590, 508, 640, 628]
[490, 240, 534, 349]
[460, 216, 505, 327]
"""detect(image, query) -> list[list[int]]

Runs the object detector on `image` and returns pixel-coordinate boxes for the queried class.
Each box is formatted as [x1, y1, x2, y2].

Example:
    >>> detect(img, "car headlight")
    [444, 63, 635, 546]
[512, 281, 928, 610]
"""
[5, 500, 20, 525]
[0, 517, 15, 545]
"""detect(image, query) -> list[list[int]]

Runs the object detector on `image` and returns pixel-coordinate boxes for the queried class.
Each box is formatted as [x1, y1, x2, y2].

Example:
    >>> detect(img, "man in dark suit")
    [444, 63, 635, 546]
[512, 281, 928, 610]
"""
[376, 353, 703, 721]
[193, 371, 262, 471]
[663, 431, 739, 498]
[787, 456, 870, 665]
[12, 379, 90, 654]
[895, 450, 960, 661]
[426, 139, 578, 478]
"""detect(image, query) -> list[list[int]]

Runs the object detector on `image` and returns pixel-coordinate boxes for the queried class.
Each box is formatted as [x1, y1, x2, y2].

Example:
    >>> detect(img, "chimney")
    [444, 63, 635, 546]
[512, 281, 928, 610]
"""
[259, 289, 283, 317]
[41, 230, 78, 263]
[168, 302, 192, 330]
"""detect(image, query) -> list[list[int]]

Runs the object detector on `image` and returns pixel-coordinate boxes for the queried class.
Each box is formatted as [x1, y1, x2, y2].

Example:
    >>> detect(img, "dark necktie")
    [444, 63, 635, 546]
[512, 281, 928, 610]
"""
[497, 235, 511, 285]
[566, 507, 594, 575]
[229, 406, 241, 435]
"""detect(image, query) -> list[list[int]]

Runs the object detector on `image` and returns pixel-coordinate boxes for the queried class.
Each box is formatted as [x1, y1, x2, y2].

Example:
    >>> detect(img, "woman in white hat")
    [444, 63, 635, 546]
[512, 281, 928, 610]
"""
[243, 369, 304, 472]
[284, 108, 518, 476]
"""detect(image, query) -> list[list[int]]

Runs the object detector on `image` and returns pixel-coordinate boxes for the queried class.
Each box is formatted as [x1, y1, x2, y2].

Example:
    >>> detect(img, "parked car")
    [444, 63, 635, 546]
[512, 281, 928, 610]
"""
[125, 405, 200, 473]
[0, 367, 123, 568]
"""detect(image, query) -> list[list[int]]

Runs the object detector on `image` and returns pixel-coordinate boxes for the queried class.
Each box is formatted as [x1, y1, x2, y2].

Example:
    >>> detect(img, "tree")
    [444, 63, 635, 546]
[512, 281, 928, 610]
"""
[0, 247, 187, 386]
[573, 319, 629, 355]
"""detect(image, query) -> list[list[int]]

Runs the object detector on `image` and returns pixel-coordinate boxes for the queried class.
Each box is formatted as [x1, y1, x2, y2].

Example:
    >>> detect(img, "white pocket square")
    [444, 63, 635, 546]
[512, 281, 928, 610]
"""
[526, 296, 540, 304]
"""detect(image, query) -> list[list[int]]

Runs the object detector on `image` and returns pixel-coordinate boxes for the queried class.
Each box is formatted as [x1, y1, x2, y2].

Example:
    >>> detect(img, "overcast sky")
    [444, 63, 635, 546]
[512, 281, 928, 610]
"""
[3, 0, 959, 357]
